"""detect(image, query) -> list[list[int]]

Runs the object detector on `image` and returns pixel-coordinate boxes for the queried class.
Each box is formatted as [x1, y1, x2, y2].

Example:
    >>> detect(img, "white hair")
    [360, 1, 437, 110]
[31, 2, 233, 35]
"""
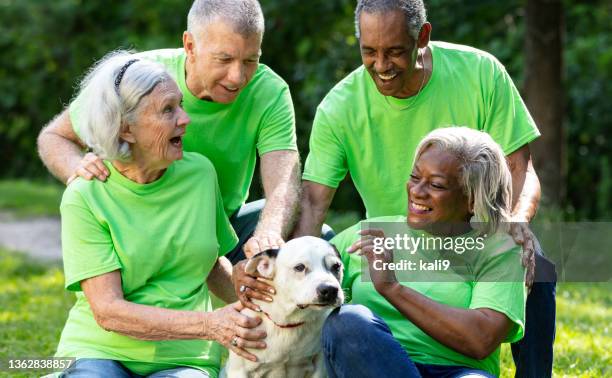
[355, 0, 427, 40]
[74, 50, 171, 161]
[187, 0, 264, 39]
[414, 127, 513, 235]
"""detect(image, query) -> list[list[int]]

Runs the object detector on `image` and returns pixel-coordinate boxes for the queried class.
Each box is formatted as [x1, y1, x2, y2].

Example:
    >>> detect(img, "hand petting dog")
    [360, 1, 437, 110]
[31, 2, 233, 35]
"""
[233, 261, 275, 312]
[234, 232, 283, 312]
[207, 302, 267, 362]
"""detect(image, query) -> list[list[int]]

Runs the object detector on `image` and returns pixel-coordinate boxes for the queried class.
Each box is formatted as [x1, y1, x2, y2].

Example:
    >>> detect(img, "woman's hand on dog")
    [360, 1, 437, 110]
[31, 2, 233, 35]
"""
[207, 302, 267, 362]
[233, 260, 276, 312]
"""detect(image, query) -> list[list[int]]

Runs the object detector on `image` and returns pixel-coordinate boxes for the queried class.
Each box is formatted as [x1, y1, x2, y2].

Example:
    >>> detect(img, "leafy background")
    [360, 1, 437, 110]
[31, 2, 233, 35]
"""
[0, 0, 610, 220]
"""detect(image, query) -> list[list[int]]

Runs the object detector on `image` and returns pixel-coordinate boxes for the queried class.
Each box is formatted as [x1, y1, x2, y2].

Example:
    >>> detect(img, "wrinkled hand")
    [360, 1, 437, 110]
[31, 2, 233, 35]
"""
[207, 302, 267, 362]
[66, 152, 108, 185]
[347, 229, 398, 294]
[233, 260, 275, 312]
[509, 220, 536, 290]
[243, 233, 285, 258]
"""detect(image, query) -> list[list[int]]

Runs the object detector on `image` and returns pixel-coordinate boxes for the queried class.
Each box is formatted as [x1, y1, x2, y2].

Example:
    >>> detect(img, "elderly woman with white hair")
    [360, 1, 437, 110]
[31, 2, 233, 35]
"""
[54, 51, 266, 378]
[323, 127, 526, 378]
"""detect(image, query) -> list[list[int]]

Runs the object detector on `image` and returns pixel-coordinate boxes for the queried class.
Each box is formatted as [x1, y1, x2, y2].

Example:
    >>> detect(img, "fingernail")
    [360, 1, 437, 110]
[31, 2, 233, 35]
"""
[256, 307, 262, 312]
[265, 297, 273, 302]
[268, 288, 275, 294]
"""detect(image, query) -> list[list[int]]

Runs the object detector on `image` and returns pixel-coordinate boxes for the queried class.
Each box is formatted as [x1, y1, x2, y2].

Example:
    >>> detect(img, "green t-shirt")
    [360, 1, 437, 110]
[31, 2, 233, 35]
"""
[304, 42, 540, 218]
[70, 48, 297, 216]
[330, 216, 526, 377]
[56, 152, 238, 377]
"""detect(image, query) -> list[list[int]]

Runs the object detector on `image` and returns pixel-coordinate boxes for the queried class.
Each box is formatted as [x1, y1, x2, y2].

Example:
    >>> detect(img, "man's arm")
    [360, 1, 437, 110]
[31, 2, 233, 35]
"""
[37, 109, 108, 184]
[242, 150, 301, 258]
[292, 180, 336, 237]
[506, 143, 541, 286]
[206, 257, 238, 303]
[507, 144, 541, 222]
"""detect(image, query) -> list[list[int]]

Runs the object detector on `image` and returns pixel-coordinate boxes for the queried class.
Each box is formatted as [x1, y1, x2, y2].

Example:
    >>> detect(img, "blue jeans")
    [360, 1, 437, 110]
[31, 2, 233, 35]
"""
[60, 359, 210, 378]
[224, 199, 335, 264]
[322, 305, 495, 378]
[510, 251, 557, 378]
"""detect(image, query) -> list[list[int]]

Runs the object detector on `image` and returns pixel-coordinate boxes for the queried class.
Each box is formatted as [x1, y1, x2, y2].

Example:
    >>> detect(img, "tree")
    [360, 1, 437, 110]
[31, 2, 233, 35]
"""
[523, 0, 564, 205]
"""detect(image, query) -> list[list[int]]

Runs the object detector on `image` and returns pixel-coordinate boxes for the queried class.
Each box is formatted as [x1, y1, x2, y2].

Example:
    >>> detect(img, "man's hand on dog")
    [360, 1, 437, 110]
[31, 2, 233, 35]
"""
[243, 232, 285, 258]
[233, 260, 275, 312]
[347, 229, 399, 294]
[208, 302, 267, 362]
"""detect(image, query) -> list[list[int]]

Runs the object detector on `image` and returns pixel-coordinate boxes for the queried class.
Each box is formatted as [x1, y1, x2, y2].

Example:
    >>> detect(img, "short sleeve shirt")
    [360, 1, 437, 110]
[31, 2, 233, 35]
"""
[331, 216, 526, 376]
[56, 152, 238, 377]
[304, 42, 540, 218]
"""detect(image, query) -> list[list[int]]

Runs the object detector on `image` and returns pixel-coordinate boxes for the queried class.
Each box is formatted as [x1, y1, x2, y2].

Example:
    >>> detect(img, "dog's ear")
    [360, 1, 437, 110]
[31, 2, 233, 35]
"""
[330, 244, 341, 259]
[245, 248, 279, 279]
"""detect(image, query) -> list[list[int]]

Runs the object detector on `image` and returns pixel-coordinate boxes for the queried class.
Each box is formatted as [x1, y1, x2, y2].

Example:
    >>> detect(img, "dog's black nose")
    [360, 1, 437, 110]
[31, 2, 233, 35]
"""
[317, 284, 339, 303]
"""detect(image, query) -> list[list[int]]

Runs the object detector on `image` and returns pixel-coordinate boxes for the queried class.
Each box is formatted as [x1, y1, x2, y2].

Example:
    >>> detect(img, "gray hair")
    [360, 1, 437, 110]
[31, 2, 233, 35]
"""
[187, 0, 264, 39]
[74, 50, 171, 161]
[355, 0, 427, 40]
[413, 127, 513, 235]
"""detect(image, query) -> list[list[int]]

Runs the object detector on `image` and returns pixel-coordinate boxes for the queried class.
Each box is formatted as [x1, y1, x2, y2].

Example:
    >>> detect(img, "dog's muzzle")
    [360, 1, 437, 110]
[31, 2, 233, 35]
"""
[316, 284, 340, 305]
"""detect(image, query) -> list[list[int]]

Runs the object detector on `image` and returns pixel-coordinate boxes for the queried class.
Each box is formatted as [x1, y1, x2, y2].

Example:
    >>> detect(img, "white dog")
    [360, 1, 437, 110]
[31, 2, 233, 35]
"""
[222, 236, 344, 378]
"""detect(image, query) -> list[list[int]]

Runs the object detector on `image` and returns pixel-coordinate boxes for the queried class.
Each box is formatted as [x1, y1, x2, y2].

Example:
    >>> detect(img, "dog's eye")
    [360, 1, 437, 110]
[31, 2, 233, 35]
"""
[294, 263, 306, 272]
[331, 263, 341, 273]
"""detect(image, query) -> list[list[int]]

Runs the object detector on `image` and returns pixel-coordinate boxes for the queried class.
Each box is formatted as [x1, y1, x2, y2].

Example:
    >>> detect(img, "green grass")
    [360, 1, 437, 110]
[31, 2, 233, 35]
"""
[0, 248, 609, 377]
[0, 180, 63, 217]
[498, 283, 611, 378]
[0, 248, 74, 378]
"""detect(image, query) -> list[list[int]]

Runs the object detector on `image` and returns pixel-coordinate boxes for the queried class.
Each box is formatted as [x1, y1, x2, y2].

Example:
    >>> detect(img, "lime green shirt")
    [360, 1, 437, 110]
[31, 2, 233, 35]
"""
[70, 48, 297, 216]
[56, 152, 238, 377]
[304, 42, 540, 218]
[330, 216, 526, 377]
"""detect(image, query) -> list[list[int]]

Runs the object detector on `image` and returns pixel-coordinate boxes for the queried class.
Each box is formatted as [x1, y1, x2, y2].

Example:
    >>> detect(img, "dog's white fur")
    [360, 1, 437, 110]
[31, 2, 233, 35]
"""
[222, 236, 344, 378]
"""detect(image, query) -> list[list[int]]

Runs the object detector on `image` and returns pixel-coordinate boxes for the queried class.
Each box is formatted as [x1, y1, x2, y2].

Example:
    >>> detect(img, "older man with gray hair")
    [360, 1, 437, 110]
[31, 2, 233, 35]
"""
[295, 0, 556, 377]
[38, 0, 299, 286]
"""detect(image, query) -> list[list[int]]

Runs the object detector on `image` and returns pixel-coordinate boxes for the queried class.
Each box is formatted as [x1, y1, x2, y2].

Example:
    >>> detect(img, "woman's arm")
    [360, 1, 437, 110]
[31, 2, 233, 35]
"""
[81, 270, 266, 361]
[207, 257, 238, 303]
[351, 229, 513, 360]
[379, 283, 512, 359]
[82, 270, 210, 340]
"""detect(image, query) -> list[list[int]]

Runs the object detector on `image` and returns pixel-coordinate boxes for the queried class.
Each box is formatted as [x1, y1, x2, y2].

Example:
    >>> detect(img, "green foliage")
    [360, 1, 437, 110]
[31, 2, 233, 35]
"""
[0, 0, 610, 220]
[0, 0, 190, 177]
[562, 1, 612, 220]
[0, 180, 63, 217]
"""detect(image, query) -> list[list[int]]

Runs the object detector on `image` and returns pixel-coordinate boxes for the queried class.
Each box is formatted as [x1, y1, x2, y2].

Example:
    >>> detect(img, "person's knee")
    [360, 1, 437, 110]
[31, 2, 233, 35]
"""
[323, 304, 377, 340]
[61, 359, 130, 378]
